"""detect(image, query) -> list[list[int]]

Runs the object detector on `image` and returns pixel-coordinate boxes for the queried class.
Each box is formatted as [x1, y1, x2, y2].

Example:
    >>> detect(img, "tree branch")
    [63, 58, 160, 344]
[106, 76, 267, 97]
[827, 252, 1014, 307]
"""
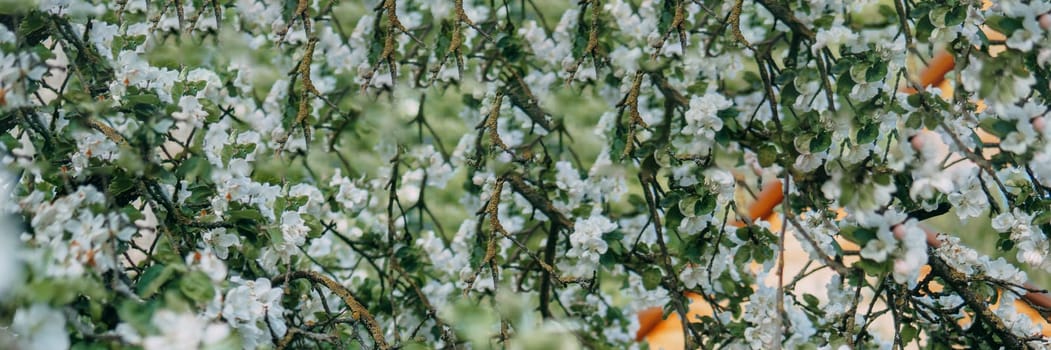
[272, 271, 390, 350]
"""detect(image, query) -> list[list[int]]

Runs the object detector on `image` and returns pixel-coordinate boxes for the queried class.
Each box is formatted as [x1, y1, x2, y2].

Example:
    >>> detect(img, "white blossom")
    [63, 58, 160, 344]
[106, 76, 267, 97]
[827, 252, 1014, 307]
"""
[562, 212, 617, 278]
[143, 311, 230, 350]
[223, 278, 287, 349]
[10, 304, 68, 350]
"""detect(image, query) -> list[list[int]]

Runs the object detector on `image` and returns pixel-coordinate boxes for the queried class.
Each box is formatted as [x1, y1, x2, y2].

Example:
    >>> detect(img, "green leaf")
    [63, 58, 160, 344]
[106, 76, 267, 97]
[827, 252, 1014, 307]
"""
[118, 299, 160, 334]
[599, 251, 617, 268]
[905, 112, 924, 129]
[906, 93, 923, 108]
[774, 69, 796, 86]
[840, 226, 876, 246]
[986, 16, 1023, 36]
[498, 35, 525, 63]
[929, 7, 951, 28]
[659, 191, 681, 209]
[758, 144, 778, 167]
[32, 44, 55, 61]
[717, 108, 740, 121]
[108, 172, 137, 198]
[137, 264, 177, 298]
[396, 245, 422, 271]
[179, 270, 216, 303]
[908, 2, 932, 18]
[229, 208, 264, 223]
[923, 113, 940, 130]
[1034, 210, 1051, 225]
[855, 258, 890, 275]
[877, 4, 897, 19]
[857, 124, 879, 144]
[125, 93, 163, 113]
[831, 59, 853, 76]
[734, 245, 751, 265]
[602, 230, 624, 242]
[16, 12, 48, 42]
[684, 238, 704, 262]
[641, 267, 662, 290]
[25, 278, 106, 305]
[915, 15, 935, 42]
[176, 156, 210, 180]
[900, 324, 919, 344]
[998, 238, 1015, 251]
[849, 63, 870, 83]
[735, 226, 751, 241]
[803, 293, 820, 308]
[696, 195, 717, 216]
[810, 132, 832, 153]
[866, 61, 888, 83]
[945, 6, 966, 27]
[978, 118, 1016, 139]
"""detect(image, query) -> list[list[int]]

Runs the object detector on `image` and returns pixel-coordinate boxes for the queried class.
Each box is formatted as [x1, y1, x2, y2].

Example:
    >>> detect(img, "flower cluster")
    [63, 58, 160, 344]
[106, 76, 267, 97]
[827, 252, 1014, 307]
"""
[1, 0, 1050, 348]
[563, 212, 618, 278]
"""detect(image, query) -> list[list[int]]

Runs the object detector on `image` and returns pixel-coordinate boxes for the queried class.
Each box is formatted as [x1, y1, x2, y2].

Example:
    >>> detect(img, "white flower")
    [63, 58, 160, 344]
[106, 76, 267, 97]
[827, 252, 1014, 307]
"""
[1005, 15, 1043, 52]
[850, 81, 881, 101]
[186, 68, 224, 100]
[678, 214, 713, 235]
[0, 24, 14, 44]
[212, 165, 281, 220]
[619, 215, 656, 247]
[793, 212, 838, 262]
[288, 183, 325, 216]
[671, 164, 700, 187]
[171, 95, 208, 126]
[417, 230, 464, 273]
[61, 210, 119, 273]
[794, 150, 828, 173]
[0, 171, 19, 296]
[202, 122, 230, 167]
[562, 212, 617, 278]
[587, 150, 628, 203]
[909, 165, 954, 202]
[11, 304, 68, 350]
[703, 168, 735, 203]
[994, 293, 1043, 338]
[84, 21, 118, 60]
[223, 278, 287, 349]
[72, 130, 120, 173]
[742, 286, 779, 349]
[411, 145, 454, 189]
[0, 52, 48, 109]
[114, 323, 141, 344]
[860, 229, 896, 262]
[330, 170, 368, 212]
[984, 257, 1028, 287]
[948, 176, 988, 221]
[609, 46, 642, 76]
[813, 22, 859, 54]
[892, 220, 928, 285]
[682, 92, 731, 139]
[824, 275, 853, 318]
[110, 50, 178, 102]
[625, 272, 669, 311]
[280, 211, 309, 248]
[992, 208, 1035, 237]
[554, 161, 588, 209]
[143, 311, 229, 350]
[998, 110, 1041, 155]
[201, 228, 240, 259]
[679, 265, 706, 288]
[186, 249, 228, 282]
